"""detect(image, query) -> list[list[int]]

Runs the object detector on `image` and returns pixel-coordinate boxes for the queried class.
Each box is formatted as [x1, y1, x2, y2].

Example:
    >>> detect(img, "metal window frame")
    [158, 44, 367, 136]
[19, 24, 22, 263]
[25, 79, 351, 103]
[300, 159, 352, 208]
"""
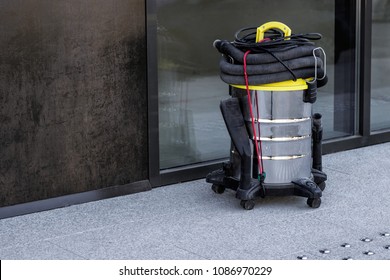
[147, 0, 390, 188]
[324, 0, 390, 154]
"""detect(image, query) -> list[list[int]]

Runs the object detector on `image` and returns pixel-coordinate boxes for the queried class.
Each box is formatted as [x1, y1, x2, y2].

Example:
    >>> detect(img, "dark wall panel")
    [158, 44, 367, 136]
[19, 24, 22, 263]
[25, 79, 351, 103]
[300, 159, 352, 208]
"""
[0, 0, 147, 207]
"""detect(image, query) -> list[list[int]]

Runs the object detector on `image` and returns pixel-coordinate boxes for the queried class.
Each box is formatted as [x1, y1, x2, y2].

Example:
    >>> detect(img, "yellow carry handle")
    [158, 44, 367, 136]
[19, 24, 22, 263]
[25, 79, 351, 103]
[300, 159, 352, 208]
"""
[256, 21, 292, 42]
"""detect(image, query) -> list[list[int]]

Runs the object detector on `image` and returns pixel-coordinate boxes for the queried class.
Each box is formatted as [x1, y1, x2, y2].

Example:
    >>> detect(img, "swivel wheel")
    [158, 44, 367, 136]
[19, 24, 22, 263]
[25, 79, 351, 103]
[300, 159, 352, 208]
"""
[307, 197, 321, 208]
[318, 182, 326, 191]
[211, 184, 225, 194]
[240, 199, 255, 210]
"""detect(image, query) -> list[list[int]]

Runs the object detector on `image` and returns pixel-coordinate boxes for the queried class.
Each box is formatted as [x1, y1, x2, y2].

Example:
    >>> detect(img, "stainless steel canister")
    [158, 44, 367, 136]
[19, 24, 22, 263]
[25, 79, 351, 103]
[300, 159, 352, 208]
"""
[232, 80, 312, 184]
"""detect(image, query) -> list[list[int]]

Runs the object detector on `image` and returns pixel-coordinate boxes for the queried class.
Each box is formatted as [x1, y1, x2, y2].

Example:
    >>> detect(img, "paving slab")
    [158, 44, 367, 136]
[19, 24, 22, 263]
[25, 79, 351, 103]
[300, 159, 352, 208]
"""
[0, 143, 389, 260]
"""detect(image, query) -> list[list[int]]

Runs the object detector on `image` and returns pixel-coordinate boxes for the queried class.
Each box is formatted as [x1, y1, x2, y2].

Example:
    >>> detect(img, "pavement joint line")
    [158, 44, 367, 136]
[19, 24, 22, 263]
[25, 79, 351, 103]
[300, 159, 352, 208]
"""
[321, 166, 351, 176]
[46, 240, 89, 260]
[172, 244, 209, 260]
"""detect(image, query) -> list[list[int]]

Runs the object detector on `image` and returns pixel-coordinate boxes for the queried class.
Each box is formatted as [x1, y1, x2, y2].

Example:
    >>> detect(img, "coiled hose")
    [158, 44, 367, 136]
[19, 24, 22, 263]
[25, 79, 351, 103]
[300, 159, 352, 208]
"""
[213, 27, 327, 86]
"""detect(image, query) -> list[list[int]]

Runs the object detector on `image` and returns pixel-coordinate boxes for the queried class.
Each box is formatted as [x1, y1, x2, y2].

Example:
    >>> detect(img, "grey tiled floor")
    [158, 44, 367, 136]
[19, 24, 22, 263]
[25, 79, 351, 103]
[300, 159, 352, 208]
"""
[1, 143, 390, 260]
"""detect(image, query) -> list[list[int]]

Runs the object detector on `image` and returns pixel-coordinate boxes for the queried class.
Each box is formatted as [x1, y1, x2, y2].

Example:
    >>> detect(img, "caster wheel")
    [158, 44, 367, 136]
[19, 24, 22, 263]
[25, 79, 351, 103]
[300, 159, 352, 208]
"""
[318, 182, 326, 191]
[240, 199, 255, 210]
[211, 184, 225, 194]
[307, 197, 321, 208]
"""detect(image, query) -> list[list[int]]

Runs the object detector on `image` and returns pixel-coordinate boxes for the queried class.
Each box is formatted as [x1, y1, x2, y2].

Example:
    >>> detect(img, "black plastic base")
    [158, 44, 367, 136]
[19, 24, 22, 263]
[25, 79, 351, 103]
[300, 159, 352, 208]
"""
[206, 166, 327, 210]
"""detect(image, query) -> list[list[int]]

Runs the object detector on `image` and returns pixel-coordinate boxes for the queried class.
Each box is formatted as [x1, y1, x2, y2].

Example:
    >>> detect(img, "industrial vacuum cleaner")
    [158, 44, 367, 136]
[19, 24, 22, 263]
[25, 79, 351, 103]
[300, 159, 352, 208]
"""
[206, 21, 327, 210]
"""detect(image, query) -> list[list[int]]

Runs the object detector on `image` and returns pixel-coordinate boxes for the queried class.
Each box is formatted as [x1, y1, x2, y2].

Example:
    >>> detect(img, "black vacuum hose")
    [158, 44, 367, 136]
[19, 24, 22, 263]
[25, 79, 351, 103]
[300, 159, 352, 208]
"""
[219, 55, 323, 76]
[213, 28, 327, 87]
[215, 40, 319, 65]
[220, 67, 325, 86]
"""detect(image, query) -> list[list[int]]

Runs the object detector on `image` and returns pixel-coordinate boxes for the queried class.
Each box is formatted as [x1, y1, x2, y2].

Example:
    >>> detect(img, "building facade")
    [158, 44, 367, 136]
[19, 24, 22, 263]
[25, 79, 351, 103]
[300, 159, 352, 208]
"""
[1, 0, 389, 218]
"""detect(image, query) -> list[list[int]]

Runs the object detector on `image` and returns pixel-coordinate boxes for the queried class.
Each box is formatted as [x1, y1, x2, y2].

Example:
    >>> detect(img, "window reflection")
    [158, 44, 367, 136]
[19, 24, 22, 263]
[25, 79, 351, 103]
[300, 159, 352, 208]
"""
[371, 0, 390, 131]
[157, 0, 355, 169]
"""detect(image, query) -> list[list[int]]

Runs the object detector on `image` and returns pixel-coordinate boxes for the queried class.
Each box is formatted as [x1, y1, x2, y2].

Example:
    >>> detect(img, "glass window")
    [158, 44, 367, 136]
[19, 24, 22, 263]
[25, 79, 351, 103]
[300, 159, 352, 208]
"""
[156, 0, 356, 169]
[371, 0, 390, 131]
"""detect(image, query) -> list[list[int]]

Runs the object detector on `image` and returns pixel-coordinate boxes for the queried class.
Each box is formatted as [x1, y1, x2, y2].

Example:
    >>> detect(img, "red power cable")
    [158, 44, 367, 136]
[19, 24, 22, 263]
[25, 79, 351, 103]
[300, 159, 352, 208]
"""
[255, 90, 265, 173]
[243, 50, 264, 176]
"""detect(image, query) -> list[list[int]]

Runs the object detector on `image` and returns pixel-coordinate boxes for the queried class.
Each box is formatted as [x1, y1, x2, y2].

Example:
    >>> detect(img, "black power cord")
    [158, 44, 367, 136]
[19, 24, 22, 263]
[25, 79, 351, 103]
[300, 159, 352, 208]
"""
[232, 27, 323, 81]
[233, 26, 322, 52]
[214, 26, 326, 85]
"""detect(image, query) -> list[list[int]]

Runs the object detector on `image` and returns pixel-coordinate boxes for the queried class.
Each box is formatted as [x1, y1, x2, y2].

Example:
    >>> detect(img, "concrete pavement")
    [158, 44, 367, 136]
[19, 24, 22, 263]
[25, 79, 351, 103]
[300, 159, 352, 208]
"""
[1, 142, 390, 260]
